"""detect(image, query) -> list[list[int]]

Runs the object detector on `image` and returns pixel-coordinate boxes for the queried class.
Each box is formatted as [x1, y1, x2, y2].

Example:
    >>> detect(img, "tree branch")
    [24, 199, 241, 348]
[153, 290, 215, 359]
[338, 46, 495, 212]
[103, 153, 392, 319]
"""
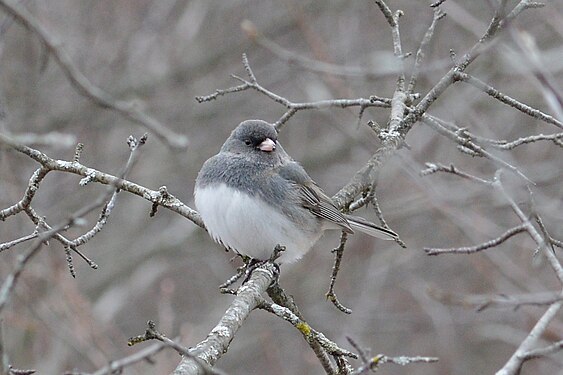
[172, 263, 277, 375]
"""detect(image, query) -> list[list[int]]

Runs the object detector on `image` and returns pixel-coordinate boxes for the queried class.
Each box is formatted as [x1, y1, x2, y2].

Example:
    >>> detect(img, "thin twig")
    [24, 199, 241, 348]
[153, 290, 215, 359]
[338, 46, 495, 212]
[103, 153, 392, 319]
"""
[493, 172, 563, 283]
[326, 232, 352, 314]
[0, 133, 204, 228]
[23, 206, 98, 270]
[496, 300, 563, 375]
[0, 231, 38, 252]
[0, 188, 116, 313]
[267, 281, 338, 374]
[421, 115, 533, 183]
[505, 1, 546, 24]
[67, 134, 147, 248]
[407, 5, 446, 94]
[454, 72, 563, 129]
[421, 162, 494, 185]
[258, 300, 356, 359]
[370, 188, 406, 248]
[333, 0, 532, 209]
[397, 0, 530, 135]
[347, 337, 438, 374]
[196, 54, 392, 130]
[128, 321, 225, 375]
[521, 339, 563, 361]
[0, 167, 48, 221]
[425, 225, 528, 255]
[88, 341, 166, 375]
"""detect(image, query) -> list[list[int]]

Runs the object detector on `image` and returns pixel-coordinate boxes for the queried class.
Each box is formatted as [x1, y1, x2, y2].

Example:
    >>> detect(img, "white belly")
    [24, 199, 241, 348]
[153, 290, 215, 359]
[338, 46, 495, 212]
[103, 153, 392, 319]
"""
[195, 183, 320, 262]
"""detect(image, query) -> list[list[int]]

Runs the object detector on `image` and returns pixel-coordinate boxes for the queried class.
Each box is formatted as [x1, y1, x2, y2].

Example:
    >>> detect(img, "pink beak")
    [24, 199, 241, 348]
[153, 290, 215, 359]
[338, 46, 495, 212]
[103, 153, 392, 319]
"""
[259, 138, 276, 152]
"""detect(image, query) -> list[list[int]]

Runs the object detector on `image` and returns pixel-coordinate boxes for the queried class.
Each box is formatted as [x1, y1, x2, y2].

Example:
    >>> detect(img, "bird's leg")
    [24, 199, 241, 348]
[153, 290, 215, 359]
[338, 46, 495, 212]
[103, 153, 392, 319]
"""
[219, 246, 285, 294]
[241, 245, 284, 284]
[219, 254, 252, 294]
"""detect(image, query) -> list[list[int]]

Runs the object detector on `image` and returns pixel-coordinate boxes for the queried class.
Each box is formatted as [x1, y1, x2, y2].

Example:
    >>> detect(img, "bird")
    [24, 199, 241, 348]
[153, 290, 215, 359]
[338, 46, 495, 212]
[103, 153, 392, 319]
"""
[194, 120, 398, 263]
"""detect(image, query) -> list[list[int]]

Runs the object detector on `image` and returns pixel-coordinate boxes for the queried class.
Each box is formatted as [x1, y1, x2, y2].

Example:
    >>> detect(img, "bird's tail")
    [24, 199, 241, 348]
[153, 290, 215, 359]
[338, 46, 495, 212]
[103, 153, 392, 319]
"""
[344, 214, 398, 240]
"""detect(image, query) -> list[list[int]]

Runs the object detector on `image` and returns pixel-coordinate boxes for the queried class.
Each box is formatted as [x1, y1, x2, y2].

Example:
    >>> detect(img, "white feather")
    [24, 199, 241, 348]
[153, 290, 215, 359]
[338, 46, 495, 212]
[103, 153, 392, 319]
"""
[195, 183, 321, 262]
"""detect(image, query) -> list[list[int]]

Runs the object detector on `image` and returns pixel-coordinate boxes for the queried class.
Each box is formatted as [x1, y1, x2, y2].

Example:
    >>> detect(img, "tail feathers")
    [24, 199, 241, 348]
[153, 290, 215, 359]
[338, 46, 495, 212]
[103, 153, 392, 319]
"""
[345, 214, 398, 240]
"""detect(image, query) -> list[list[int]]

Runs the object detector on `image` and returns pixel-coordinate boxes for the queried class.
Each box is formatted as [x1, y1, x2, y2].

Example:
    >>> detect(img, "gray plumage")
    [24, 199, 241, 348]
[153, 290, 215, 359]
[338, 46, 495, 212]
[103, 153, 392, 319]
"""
[195, 120, 398, 262]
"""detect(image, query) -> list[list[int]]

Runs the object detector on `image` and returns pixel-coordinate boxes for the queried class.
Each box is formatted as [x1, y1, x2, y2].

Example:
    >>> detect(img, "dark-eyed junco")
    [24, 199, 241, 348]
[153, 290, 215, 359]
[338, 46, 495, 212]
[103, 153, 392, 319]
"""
[195, 120, 398, 263]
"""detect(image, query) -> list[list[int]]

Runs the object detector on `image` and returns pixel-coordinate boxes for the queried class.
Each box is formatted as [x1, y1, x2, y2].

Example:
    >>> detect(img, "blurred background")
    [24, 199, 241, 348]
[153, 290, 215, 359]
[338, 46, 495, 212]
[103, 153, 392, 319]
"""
[0, 0, 562, 374]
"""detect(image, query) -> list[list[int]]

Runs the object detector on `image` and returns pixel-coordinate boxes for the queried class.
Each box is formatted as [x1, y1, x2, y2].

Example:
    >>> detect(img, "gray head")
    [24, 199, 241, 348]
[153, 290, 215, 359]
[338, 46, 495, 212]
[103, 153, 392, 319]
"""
[221, 120, 286, 162]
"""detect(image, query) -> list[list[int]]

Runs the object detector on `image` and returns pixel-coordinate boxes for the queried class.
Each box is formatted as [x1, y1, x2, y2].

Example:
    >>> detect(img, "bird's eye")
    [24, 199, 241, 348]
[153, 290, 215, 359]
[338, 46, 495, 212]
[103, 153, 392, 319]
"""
[244, 139, 252, 146]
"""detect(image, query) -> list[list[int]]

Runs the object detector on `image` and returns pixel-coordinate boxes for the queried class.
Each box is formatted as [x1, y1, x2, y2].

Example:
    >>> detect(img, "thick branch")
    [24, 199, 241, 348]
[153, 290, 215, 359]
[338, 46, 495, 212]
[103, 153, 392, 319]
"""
[172, 264, 277, 375]
[496, 300, 563, 375]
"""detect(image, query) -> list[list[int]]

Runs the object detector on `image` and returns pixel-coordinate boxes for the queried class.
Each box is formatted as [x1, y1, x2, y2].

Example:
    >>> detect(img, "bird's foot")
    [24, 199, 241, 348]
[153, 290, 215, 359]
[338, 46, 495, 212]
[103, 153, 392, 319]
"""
[219, 246, 284, 294]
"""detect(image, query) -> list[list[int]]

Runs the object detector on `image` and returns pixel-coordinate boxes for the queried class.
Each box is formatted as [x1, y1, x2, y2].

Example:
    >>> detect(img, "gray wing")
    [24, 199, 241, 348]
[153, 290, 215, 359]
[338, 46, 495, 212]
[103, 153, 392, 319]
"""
[278, 162, 353, 234]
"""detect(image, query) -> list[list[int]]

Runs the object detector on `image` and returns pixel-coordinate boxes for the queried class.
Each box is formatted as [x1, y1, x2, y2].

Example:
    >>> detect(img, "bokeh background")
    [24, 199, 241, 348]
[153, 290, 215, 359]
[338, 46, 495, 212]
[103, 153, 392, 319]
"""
[0, 1, 562, 374]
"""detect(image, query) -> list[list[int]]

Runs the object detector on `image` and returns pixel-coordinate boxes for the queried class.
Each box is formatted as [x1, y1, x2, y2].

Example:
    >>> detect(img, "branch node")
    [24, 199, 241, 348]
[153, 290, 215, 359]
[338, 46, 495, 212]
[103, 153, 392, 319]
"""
[64, 246, 76, 278]
[241, 53, 257, 83]
[79, 171, 96, 186]
[73, 143, 84, 163]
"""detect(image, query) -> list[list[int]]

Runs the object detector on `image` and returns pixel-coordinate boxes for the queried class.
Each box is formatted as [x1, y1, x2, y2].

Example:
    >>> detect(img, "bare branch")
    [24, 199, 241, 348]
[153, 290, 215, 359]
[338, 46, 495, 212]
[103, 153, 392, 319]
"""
[373, 0, 396, 28]
[128, 321, 225, 375]
[491, 132, 563, 150]
[0, 133, 204, 228]
[496, 300, 563, 375]
[267, 281, 341, 374]
[0, 230, 38, 252]
[425, 225, 528, 256]
[172, 263, 277, 375]
[521, 339, 563, 362]
[398, 0, 533, 134]
[333, 1, 540, 210]
[88, 342, 166, 375]
[196, 54, 392, 130]
[407, 5, 446, 94]
[23, 206, 98, 270]
[510, 28, 563, 121]
[493, 173, 563, 284]
[0, 167, 48, 221]
[421, 115, 533, 183]
[374, 0, 408, 100]
[0, 182, 121, 312]
[68, 134, 147, 248]
[454, 72, 563, 129]
[258, 299, 356, 357]
[347, 336, 438, 375]
[505, 1, 546, 24]
[326, 232, 352, 314]
[421, 162, 494, 185]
